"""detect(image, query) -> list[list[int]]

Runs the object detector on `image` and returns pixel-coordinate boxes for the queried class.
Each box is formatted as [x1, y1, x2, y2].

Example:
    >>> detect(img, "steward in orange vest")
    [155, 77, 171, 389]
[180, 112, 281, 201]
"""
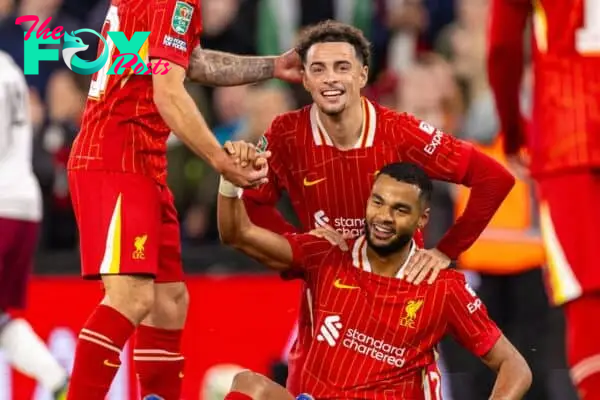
[454, 136, 545, 274]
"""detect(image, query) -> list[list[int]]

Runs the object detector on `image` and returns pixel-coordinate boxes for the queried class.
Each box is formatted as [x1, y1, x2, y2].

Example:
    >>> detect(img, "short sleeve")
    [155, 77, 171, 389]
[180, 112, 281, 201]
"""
[284, 233, 334, 276]
[445, 275, 502, 356]
[395, 113, 473, 183]
[147, 0, 202, 69]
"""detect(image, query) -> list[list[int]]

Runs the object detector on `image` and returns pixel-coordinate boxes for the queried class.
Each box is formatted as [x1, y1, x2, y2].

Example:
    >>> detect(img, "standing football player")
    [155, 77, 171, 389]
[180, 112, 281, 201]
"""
[66, 0, 300, 399]
[488, 1, 600, 397]
[217, 161, 531, 399]
[0, 51, 69, 399]
[233, 20, 516, 395]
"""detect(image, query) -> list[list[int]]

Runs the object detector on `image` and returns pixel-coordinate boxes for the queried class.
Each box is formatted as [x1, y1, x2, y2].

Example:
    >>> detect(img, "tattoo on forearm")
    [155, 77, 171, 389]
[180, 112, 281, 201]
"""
[188, 47, 275, 86]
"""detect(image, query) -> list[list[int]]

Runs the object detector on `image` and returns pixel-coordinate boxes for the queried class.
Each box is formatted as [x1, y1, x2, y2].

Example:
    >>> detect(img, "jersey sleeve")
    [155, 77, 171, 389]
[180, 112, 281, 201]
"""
[394, 113, 473, 183]
[488, 0, 531, 155]
[445, 275, 502, 357]
[242, 116, 298, 235]
[284, 233, 334, 277]
[147, 0, 202, 69]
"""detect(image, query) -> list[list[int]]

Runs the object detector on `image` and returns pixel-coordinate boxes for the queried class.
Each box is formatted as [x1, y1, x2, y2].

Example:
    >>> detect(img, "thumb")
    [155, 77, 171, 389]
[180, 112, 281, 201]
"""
[224, 141, 235, 155]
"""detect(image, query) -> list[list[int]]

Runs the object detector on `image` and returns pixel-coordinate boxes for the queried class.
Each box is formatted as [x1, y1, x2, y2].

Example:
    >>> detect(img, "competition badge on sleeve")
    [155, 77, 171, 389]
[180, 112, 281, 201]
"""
[171, 1, 194, 35]
[256, 135, 268, 153]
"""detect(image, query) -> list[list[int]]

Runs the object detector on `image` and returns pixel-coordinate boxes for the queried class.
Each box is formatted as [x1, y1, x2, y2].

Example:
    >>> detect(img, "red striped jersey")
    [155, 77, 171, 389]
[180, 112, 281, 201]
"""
[531, 0, 600, 173]
[286, 234, 501, 399]
[67, 0, 202, 185]
[490, 0, 600, 174]
[244, 97, 472, 236]
[242, 97, 474, 395]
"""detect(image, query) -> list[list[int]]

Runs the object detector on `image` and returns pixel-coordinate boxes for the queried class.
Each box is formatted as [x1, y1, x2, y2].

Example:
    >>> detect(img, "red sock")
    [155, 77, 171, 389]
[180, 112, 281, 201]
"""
[566, 294, 600, 400]
[66, 305, 135, 400]
[224, 392, 254, 400]
[134, 325, 185, 400]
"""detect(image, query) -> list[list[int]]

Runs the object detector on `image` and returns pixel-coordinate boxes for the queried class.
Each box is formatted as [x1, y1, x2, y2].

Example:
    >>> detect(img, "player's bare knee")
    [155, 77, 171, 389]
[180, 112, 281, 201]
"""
[101, 275, 155, 324]
[144, 282, 189, 328]
[230, 371, 271, 398]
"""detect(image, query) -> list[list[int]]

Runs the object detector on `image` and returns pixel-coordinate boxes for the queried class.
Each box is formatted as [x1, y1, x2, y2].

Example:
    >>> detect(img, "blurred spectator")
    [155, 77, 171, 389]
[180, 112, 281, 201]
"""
[421, 0, 455, 47]
[213, 85, 250, 142]
[385, 0, 428, 74]
[180, 83, 297, 245]
[396, 53, 462, 248]
[36, 70, 83, 250]
[201, 0, 256, 55]
[0, 0, 12, 22]
[434, 0, 501, 148]
[0, 0, 82, 100]
[256, 0, 373, 56]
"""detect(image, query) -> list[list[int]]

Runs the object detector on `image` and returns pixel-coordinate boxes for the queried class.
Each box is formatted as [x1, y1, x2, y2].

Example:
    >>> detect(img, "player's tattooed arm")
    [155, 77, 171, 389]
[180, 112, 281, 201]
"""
[187, 46, 302, 86]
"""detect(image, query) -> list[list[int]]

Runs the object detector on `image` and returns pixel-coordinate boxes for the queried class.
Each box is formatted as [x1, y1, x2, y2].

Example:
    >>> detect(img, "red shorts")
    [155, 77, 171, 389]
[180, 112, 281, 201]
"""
[68, 170, 183, 282]
[537, 171, 600, 305]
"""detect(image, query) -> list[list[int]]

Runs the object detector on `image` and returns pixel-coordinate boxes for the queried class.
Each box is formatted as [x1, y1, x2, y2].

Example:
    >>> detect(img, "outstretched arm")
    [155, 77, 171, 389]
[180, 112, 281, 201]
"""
[217, 178, 295, 270]
[487, 0, 531, 155]
[187, 47, 301, 86]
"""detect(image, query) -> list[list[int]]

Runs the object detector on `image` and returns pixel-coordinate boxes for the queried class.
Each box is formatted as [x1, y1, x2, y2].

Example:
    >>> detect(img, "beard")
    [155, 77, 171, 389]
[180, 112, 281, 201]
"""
[365, 225, 414, 257]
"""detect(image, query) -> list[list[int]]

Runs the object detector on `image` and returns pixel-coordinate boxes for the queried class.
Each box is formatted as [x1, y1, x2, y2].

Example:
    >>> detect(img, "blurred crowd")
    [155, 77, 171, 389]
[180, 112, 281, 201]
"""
[0, 0, 504, 256]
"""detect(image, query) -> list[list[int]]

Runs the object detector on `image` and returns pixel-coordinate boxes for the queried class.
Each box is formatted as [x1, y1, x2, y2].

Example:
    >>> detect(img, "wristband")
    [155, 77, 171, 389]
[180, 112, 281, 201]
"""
[218, 176, 243, 198]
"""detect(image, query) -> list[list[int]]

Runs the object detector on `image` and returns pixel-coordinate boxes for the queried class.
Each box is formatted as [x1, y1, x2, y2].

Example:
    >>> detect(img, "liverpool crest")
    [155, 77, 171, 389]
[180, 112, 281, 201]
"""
[172, 1, 194, 35]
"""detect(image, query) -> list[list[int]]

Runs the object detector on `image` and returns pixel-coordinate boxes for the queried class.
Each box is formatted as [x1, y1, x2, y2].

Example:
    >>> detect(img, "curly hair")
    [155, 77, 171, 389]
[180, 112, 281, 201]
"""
[296, 20, 371, 68]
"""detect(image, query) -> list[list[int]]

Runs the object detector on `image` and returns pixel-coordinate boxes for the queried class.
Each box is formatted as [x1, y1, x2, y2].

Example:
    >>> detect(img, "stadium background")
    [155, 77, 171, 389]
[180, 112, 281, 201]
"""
[0, 0, 577, 399]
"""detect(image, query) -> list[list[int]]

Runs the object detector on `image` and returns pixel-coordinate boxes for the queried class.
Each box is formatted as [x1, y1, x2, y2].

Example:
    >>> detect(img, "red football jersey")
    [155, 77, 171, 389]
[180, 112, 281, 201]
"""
[490, 0, 600, 175]
[242, 97, 474, 394]
[67, 0, 202, 184]
[244, 97, 472, 234]
[285, 234, 501, 399]
[531, 0, 600, 174]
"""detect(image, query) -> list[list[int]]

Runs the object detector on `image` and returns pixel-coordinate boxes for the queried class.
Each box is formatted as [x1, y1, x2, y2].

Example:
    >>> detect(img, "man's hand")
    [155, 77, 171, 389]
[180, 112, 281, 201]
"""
[309, 225, 349, 251]
[274, 49, 302, 83]
[505, 152, 530, 181]
[218, 141, 271, 188]
[402, 248, 451, 285]
[224, 140, 271, 168]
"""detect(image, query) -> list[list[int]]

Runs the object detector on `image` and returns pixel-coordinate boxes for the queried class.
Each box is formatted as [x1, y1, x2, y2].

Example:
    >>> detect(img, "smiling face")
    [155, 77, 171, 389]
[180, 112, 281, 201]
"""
[365, 174, 430, 257]
[302, 42, 368, 116]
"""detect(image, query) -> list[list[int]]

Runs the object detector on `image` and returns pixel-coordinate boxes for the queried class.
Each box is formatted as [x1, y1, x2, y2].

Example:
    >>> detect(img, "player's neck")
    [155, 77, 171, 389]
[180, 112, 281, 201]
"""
[318, 100, 363, 150]
[366, 243, 413, 278]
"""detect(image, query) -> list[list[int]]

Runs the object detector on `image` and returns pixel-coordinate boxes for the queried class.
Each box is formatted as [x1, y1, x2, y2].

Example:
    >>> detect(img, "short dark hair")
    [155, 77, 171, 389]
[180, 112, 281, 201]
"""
[295, 20, 371, 68]
[377, 162, 433, 203]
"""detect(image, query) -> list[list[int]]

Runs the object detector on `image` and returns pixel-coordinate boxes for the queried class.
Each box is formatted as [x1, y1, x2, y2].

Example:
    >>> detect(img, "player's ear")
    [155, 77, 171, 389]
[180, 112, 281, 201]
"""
[417, 207, 430, 230]
[302, 70, 310, 92]
[359, 65, 368, 89]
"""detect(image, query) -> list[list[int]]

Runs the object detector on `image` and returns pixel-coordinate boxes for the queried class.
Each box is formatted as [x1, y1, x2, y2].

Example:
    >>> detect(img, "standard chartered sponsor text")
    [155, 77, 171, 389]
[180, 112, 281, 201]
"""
[343, 329, 406, 368]
[333, 217, 364, 237]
